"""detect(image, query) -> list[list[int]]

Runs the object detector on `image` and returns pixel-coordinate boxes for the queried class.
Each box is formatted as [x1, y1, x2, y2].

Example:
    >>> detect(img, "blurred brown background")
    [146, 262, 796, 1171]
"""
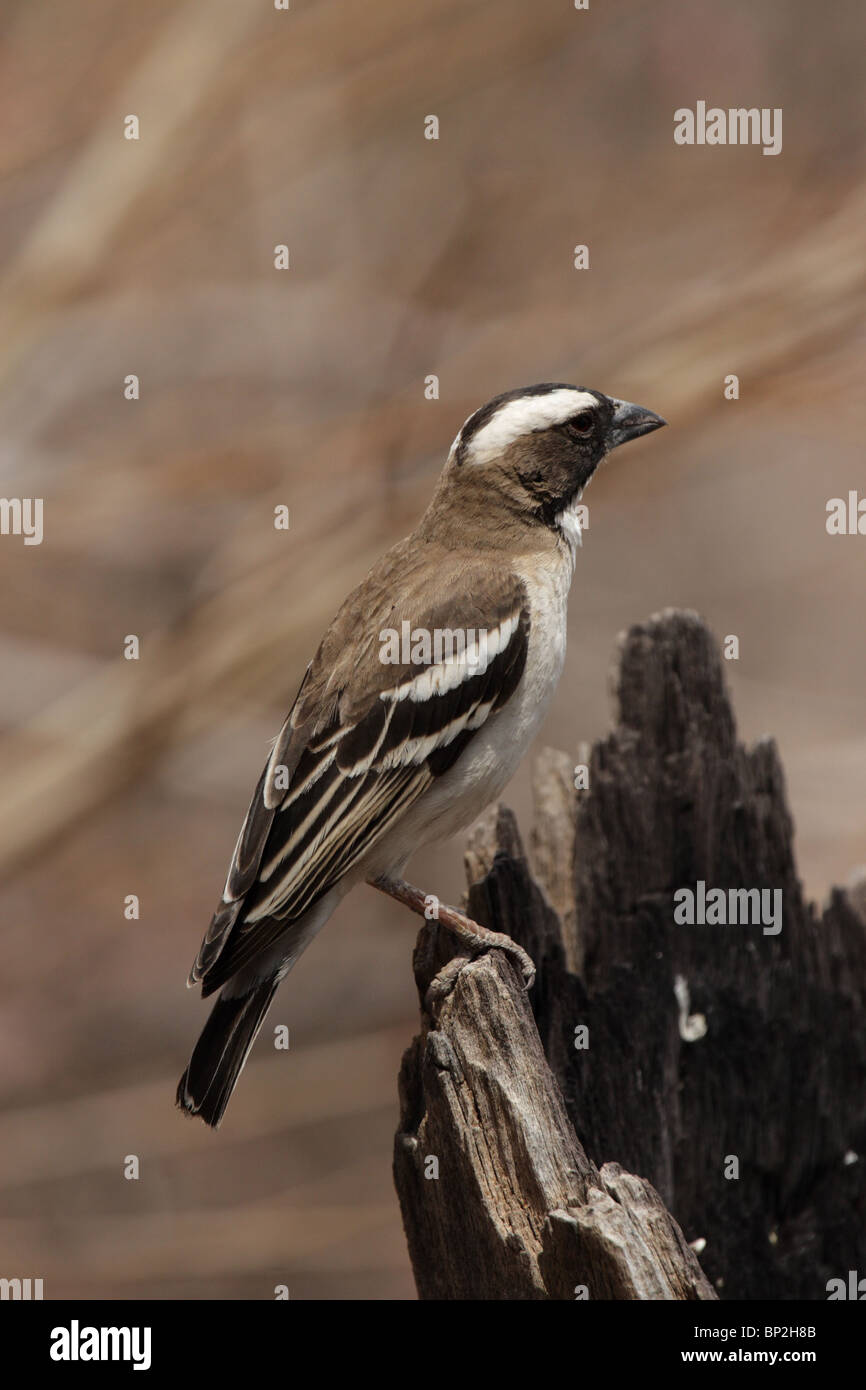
[0, 0, 864, 1299]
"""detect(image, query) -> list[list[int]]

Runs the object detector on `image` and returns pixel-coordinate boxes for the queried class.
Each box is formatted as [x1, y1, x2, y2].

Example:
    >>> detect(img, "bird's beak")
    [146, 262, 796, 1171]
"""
[607, 399, 667, 450]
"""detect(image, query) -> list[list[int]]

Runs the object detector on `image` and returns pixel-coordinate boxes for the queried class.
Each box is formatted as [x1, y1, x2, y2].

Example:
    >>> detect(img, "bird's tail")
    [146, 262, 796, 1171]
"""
[176, 975, 280, 1128]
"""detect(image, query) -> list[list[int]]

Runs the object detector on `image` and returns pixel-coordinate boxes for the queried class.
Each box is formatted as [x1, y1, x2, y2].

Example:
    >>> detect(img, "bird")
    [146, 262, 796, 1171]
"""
[177, 382, 665, 1126]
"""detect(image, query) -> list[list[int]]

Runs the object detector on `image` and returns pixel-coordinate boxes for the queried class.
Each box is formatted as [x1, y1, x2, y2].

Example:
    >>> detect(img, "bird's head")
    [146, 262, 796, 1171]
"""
[438, 383, 666, 536]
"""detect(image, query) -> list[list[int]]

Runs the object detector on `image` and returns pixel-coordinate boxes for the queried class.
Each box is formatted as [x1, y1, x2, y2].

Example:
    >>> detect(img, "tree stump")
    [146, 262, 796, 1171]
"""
[393, 609, 866, 1299]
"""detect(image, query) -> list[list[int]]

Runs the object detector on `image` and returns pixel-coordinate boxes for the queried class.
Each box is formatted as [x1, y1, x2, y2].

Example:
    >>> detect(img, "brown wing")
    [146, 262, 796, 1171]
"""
[188, 543, 529, 995]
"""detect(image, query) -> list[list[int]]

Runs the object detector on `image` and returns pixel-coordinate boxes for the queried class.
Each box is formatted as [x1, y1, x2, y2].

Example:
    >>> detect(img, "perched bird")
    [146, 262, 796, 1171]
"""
[177, 383, 665, 1125]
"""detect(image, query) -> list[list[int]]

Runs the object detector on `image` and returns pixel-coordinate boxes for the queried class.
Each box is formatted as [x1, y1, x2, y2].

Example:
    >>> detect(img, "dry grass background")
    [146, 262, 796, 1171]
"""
[0, 0, 864, 1298]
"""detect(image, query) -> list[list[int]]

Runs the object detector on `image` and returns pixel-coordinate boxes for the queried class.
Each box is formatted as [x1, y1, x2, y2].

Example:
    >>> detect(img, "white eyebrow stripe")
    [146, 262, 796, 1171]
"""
[461, 389, 598, 465]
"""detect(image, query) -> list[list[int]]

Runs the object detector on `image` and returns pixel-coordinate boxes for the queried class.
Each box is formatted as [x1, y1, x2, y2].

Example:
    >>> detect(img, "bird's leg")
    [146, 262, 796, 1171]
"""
[367, 873, 536, 993]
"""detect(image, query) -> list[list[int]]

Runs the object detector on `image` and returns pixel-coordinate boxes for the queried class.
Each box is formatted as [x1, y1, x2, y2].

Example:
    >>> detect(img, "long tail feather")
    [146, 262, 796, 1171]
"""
[176, 976, 279, 1127]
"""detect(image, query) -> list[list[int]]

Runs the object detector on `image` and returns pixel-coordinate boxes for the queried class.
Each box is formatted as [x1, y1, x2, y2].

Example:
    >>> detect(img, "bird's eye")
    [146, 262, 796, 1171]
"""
[571, 410, 595, 434]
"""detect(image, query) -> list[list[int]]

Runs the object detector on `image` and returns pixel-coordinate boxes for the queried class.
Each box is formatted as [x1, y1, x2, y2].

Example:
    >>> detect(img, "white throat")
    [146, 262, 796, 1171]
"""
[554, 495, 584, 556]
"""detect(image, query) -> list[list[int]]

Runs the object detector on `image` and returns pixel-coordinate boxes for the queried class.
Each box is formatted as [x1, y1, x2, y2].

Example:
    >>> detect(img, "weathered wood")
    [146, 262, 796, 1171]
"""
[393, 931, 714, 1300]
[394, 609, 866, 1299]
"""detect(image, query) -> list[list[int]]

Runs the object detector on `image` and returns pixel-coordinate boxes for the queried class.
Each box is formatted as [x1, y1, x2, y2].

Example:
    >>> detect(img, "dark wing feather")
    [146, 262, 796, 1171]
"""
[188, 557, 530, 996]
